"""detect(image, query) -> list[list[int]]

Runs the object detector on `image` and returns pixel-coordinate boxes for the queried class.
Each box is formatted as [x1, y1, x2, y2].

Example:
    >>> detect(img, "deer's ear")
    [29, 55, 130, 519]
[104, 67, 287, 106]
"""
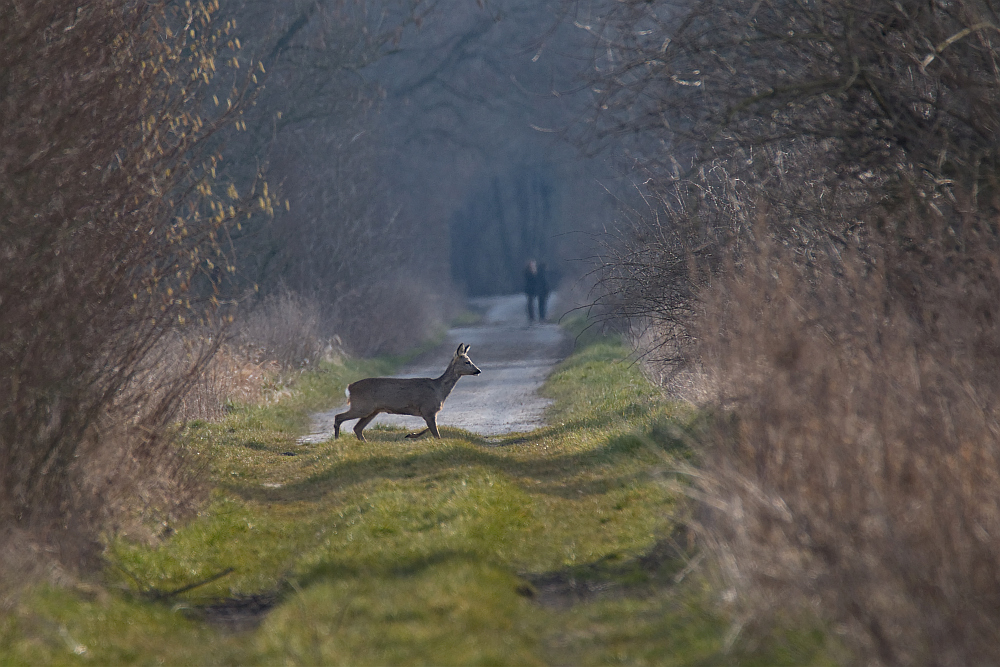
[455, 344, 465, 357]
[462, 344, 471, 355]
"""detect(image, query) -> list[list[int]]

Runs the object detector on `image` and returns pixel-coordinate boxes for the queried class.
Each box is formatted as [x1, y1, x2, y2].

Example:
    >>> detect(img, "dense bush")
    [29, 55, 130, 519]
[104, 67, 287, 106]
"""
[587, 0, 1000, 312]
[580, 0, 1000, 662]
[694, 212, 1000, 665]
[0, 0, 268, 563]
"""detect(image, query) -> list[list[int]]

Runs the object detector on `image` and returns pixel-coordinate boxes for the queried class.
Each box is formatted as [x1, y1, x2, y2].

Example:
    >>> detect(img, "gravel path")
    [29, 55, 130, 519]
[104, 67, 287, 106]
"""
[300, 293, 572, 443]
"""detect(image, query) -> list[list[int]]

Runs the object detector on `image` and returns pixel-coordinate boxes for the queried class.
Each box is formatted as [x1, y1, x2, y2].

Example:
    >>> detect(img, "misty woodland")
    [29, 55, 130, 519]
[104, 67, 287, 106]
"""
[3, 1, 1000, 665]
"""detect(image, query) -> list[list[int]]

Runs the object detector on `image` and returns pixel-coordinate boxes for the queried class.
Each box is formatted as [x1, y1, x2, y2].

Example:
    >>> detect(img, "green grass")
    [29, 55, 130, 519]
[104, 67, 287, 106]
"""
[0, 325, 839, 666]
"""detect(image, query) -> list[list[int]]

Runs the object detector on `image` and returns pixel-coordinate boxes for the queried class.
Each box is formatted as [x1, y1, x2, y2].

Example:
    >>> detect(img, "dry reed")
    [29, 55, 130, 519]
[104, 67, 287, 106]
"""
[693, 212, 1000, 665]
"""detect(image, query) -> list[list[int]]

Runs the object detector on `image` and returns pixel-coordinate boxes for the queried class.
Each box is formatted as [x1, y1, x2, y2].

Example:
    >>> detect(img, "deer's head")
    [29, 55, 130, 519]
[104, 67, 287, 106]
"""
[453, 343, 481, 376]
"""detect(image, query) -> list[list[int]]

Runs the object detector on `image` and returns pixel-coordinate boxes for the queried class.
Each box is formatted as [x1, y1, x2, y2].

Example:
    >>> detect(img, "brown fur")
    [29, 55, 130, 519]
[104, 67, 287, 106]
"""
[334, 344, 481, 441]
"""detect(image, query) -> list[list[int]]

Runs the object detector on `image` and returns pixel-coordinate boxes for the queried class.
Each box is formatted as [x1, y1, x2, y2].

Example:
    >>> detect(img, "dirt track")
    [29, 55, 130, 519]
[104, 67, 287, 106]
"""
[300, 293, 572, 443]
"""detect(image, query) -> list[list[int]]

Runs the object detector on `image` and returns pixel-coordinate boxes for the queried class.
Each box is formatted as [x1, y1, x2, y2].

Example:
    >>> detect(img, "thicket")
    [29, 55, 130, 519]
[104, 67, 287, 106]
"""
[0, 0, 458, 592]
[210, 0, 447, 356]
[583, 0, 1000, 663]
[0, 0, 273, 569]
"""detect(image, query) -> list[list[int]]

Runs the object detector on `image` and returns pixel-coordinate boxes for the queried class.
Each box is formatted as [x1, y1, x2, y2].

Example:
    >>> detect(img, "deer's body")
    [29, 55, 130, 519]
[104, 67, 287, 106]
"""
[334, 344, 481, 441]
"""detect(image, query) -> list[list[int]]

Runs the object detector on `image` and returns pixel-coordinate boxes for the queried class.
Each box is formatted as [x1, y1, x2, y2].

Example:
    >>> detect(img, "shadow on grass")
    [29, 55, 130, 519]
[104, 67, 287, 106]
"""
[189, 592, 281, 633]
[186, 528, 698, 635]
[223, 417, 690, 504]
[188, 549, 502, 633]
[295, 547, 489, 589]
[520, 526, 697, 609]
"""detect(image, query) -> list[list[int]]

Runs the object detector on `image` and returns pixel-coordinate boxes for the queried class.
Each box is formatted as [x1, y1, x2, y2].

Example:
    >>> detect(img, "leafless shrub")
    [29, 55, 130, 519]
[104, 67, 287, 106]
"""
[693, 208, 1000, 666]
[582, 0, 1000, 345]
[234, 290, 329, 371]
[0, 0, 268, 570]
[585, 0, 1000, 200]
[576, 0, 1000, 661]
[589, 168, 744, 369]
[330, 276, 451, 356]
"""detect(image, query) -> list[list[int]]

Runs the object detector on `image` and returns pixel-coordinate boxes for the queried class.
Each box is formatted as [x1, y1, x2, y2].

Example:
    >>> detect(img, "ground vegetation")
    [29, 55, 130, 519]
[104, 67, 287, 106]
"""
[0, 325, 837, 665]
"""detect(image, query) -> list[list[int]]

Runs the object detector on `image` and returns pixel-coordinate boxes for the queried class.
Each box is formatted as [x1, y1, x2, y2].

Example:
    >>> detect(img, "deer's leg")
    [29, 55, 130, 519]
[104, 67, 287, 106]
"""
[425, 414, 441, 439]
[334, 406, 366, 439]
[353, 412, 380, 442]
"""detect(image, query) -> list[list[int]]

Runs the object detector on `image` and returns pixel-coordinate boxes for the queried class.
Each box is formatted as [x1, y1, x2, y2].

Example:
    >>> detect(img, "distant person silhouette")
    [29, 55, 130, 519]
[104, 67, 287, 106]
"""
[524, 259, 550, 323]
[524, 260, 539, 322]
[537, 262, 550, 321]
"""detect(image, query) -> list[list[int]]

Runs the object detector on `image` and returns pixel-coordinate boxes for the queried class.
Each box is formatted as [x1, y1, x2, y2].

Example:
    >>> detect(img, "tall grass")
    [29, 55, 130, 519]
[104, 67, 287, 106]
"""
[694, 211, 1000, 665]
[173, 291, 347, 423]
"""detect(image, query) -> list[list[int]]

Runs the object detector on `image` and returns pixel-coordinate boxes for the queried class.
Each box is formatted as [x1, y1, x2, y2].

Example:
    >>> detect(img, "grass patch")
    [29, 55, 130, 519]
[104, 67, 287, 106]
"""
[1, 327, 839, 665]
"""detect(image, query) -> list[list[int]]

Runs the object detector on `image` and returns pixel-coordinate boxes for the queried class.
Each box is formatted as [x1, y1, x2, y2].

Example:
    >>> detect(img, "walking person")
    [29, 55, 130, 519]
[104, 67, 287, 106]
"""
[524, 260, 540, 323]
[536, 262, 550, 322]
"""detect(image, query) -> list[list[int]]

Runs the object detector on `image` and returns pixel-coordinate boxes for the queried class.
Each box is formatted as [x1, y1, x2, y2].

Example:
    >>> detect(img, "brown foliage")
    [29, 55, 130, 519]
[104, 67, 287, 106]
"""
[581, 1, 1000, 661]
[692, 209, 1000, 665]
[0, 0, 265, 565]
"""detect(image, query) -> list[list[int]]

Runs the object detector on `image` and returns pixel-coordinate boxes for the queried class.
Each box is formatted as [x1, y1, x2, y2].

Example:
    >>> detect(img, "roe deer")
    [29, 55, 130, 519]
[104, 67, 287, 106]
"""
[334, 343, 481, 441]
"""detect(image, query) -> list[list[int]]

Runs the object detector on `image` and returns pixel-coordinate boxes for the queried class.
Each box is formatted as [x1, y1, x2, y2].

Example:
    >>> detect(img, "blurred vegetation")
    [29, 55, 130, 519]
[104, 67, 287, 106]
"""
[209, 0, 456, 356]
[0, 0, 274, 567]
[0, 0, 448, 594]
[584, 0, 1000, 662]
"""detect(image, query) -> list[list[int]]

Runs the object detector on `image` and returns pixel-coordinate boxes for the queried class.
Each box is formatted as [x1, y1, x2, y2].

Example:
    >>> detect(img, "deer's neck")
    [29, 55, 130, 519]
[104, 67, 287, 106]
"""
[434, 364, 463, 398]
